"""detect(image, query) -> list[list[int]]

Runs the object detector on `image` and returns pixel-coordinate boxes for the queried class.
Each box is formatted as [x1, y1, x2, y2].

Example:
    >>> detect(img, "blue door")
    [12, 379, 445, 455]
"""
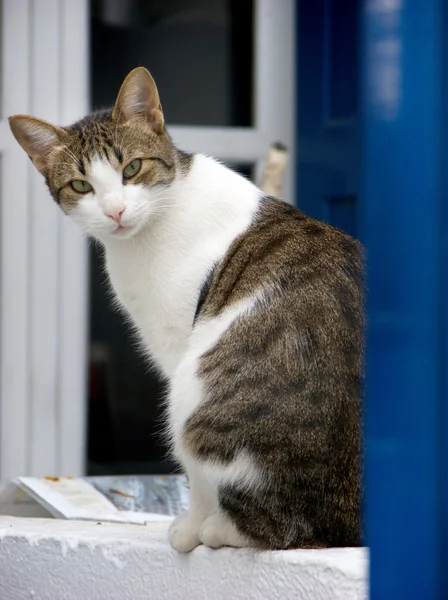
[298, 1, 448, 598]
[361, 1, 448, 598]
[297, 0, 358, 238]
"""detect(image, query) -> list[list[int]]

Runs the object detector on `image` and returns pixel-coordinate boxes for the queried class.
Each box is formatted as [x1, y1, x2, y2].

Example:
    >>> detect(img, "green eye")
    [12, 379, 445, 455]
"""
[71, 180, 93, 193]
[123, 159, 142, 179]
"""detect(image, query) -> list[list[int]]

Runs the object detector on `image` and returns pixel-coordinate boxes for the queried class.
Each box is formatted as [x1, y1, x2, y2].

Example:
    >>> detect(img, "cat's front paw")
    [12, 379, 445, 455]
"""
[199, 511, 251, 549]
[168, 513, 202, 552]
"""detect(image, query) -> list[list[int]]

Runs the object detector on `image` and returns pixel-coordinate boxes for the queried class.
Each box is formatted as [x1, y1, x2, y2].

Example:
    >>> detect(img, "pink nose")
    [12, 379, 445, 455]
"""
[106, 207, 125, 223]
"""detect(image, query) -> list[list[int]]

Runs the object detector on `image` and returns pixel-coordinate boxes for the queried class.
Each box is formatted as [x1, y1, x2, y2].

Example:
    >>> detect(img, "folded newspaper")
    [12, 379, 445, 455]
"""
[0, 475, 189, 525]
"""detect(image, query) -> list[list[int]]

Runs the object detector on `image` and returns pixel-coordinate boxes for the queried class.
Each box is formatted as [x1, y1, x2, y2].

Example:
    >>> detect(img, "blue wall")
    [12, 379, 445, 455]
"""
[298, 1, 448, 598]
[361, 1, 448, 598]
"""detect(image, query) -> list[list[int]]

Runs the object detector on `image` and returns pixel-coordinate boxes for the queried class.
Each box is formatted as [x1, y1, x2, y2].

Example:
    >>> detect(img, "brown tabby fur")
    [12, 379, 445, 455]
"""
[187, 198, 364, 549]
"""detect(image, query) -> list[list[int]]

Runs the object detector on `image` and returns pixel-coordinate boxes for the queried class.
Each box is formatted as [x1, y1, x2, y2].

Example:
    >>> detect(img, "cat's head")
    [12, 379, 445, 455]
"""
[9, 67, 188, 241]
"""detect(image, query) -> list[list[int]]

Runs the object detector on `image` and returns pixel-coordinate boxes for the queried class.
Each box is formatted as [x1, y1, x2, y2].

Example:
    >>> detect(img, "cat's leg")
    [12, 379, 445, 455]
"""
[167, 335, 221, 552]
[170, 461, 256, 550]
[168, 459, 217, 552]
[195, 454, 263, 550]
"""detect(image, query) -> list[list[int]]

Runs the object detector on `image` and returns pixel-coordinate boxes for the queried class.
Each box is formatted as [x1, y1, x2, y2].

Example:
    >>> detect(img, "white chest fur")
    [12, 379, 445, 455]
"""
[102, 155, 261, 378]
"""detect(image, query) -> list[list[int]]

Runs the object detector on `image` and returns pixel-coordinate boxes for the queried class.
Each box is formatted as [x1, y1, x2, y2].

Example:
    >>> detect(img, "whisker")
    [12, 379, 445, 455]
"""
[51, 143, 79, 165]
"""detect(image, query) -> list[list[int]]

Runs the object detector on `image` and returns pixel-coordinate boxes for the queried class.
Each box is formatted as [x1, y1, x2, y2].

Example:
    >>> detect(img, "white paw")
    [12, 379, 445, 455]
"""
[199, 517, 225, 548]
[168, 513, 201, 553]
[199, 512, 248, 549]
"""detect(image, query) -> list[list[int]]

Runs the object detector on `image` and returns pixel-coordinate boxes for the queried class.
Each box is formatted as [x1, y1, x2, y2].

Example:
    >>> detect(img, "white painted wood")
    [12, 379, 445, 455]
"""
[57, 0, 89, 476]
[0, 0, 31, 479]
[254, 0, 296, 203]
[28, 0, 61, 476]
[0, 0, 89, 479]
[0, 121, 9, 152]
[169, 126, 271, 163]
[0, 517, 369, 600]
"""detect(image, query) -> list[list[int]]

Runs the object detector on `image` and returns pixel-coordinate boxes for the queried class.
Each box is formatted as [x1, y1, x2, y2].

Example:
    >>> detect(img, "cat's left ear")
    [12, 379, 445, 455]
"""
[9, 115, 66, 173]
[112, 67, 164, 134]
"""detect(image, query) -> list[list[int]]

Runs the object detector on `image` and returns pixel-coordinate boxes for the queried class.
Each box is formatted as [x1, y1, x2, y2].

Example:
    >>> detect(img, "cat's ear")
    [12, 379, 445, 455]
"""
[112, 67, 164, 134]
[9, 115, 65, 173]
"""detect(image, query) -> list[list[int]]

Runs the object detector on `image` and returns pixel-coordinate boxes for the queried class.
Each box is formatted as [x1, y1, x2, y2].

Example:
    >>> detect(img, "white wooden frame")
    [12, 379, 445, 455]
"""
[0, 0, 295, 479]
[0, 0, 89, 479]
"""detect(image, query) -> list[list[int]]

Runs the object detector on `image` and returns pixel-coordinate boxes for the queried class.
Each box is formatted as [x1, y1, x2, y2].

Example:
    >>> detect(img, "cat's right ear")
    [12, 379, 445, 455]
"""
[9, 115, 65, 173]
[112, 67, 164, 134]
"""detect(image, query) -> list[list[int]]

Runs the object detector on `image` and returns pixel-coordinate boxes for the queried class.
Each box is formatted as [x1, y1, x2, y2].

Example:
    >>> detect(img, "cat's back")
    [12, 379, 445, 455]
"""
[197, 195, 364, 325]
[181, 196, 364, 547]
[188, 197, 364, 461]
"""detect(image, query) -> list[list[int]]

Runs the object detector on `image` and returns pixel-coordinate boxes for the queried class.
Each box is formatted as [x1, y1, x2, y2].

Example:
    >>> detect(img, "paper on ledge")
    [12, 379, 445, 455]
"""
[0, 477, 174, 524]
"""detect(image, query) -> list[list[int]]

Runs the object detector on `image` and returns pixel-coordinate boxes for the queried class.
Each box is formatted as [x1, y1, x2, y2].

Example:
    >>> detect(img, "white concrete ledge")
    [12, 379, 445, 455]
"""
[0, 517, 368, 600]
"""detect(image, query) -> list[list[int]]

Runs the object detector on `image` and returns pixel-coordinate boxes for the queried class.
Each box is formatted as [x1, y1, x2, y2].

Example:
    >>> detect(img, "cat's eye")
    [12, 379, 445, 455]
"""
[123, 159, 142, 179]
[71, 180, 93, 194]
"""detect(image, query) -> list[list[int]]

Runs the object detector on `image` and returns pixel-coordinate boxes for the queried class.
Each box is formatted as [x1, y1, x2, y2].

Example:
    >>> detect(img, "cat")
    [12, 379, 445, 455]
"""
[9, 67, 364, 551]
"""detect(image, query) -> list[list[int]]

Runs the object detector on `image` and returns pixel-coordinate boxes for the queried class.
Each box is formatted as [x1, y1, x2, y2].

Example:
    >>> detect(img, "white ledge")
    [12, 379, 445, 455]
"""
[0, 517, 368, 600]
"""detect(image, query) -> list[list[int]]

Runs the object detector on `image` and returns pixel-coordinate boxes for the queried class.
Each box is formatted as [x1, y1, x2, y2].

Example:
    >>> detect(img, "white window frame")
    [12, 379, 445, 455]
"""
[0, 0, 295, 479]
[0, 0, 89, 479]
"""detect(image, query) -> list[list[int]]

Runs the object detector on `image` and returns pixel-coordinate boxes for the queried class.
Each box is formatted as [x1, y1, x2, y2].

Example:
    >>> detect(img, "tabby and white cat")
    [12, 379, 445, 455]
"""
[9, 67, 363, 551]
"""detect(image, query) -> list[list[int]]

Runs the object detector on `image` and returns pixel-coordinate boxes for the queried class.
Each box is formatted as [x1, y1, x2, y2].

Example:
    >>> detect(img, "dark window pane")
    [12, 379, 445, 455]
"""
[88, 244, 178, 476]
[90, 0, 254, 126]
[323, 0, 358, 122]
[227, 163, 255, 181]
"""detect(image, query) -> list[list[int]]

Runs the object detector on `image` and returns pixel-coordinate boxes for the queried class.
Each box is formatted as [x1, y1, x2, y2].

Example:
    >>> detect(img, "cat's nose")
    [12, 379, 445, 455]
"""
[105, 207, 125, 223]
